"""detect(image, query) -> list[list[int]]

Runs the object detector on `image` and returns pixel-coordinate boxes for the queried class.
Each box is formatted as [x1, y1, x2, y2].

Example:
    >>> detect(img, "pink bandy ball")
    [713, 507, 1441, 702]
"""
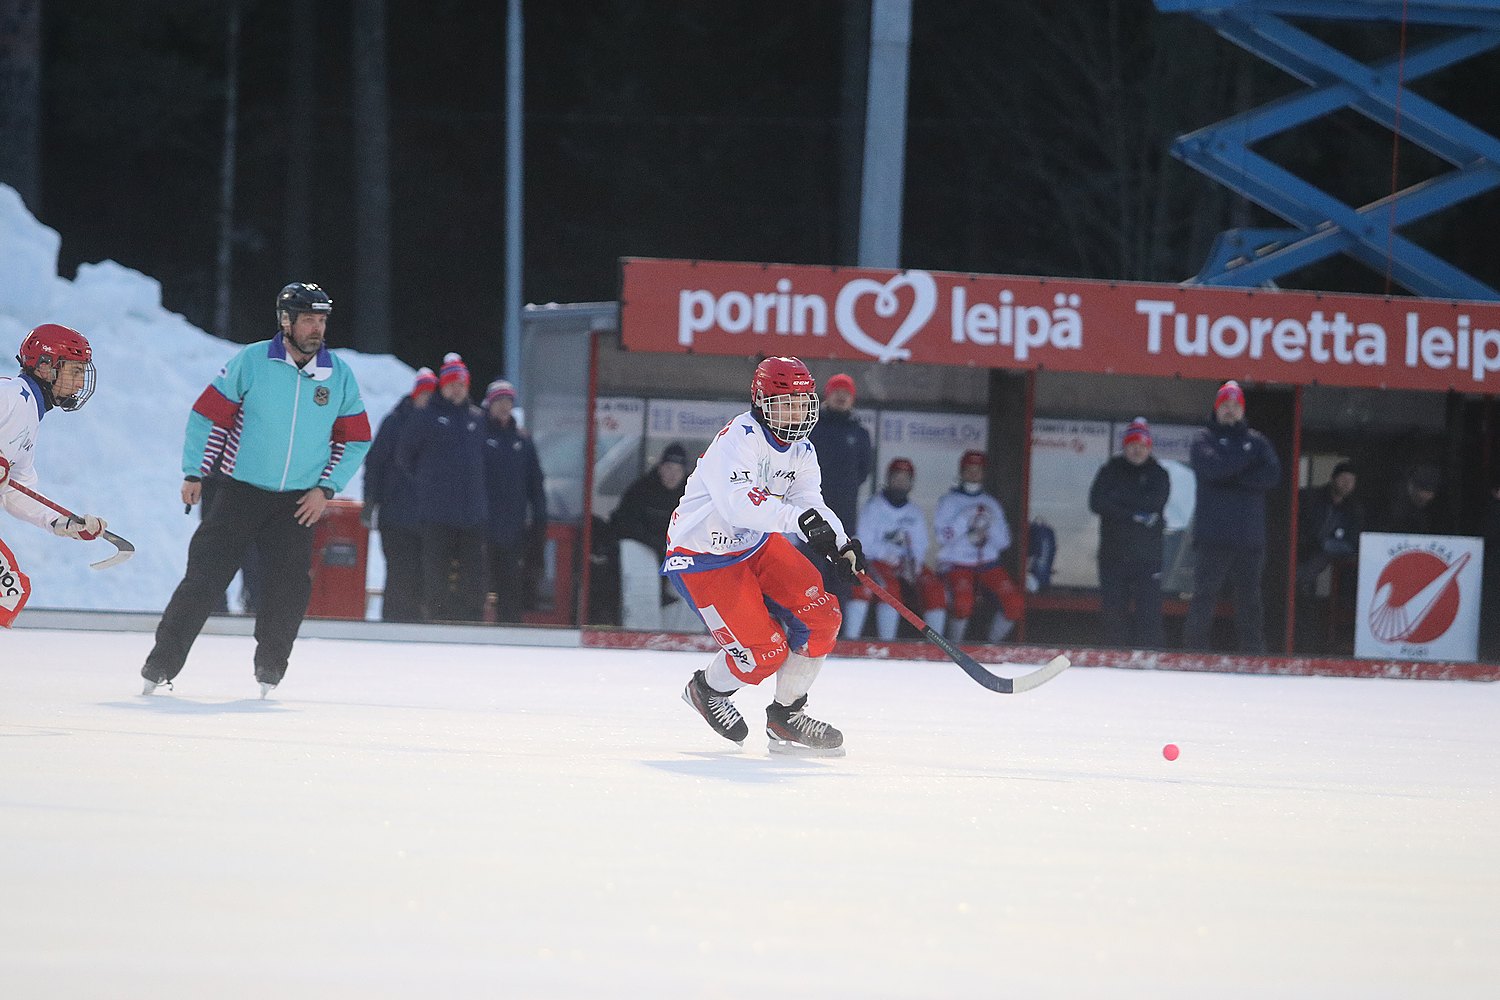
[1162, 743, 1180, 761]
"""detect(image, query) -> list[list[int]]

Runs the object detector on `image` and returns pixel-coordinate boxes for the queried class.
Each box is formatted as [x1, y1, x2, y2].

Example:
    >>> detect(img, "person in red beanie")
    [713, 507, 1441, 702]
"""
[1183, 380, 1281, 653]
[807, 371, 872, 632]
[361, 366, 439, 621]
[1088, 418, 1170, 649]
[397, 353, 489, 621]
[481, 378, 548, 624]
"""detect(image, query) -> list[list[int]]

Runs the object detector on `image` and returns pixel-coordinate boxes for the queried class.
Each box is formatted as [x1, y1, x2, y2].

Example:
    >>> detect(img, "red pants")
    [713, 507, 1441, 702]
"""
[853, 560, 946, 613]
[674, 533, 841, 684]
[943, 563, 1025, 621]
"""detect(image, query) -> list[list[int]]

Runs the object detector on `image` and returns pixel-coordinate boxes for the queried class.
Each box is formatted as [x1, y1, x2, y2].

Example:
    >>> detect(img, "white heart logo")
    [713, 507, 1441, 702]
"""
[834, 270, 937, 362]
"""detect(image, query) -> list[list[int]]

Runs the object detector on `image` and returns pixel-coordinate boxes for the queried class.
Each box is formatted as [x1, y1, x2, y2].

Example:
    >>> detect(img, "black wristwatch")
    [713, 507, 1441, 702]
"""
[318, 485, 335, 500]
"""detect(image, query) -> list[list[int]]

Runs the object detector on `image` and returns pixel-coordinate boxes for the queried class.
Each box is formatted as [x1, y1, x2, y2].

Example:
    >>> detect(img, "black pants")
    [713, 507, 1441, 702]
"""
[200, 474, 259, 614]
[1099, 559, 1164, 649]
[380, 524, 423, 623]
[1182, 543, 1266, 653]
[420, 524, 487, 622]
[488, 542, 528, 624]
[144, 478, 315, 684]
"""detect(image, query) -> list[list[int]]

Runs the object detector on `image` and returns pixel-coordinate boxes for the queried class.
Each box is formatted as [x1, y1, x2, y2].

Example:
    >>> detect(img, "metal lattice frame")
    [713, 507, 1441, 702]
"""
[1155, 0, 1500, 298]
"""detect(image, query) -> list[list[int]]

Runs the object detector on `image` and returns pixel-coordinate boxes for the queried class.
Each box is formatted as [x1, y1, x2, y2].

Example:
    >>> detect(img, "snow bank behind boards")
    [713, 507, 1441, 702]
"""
[0, 184, 413, 613]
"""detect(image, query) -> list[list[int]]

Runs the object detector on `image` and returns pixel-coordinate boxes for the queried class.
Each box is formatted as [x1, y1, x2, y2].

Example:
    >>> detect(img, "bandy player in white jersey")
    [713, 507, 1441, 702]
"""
[0, 325, 109, 627]
[665, 357, 866, 754]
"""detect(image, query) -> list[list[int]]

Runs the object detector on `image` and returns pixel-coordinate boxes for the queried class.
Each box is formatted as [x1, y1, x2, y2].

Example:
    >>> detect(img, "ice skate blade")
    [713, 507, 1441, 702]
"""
[259, 682, 276, 700]
[767, 738, 846, 758]
[141, 679, 158, 696]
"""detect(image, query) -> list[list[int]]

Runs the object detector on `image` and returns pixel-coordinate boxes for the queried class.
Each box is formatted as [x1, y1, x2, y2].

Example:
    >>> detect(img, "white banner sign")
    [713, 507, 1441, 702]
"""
[1355, 532, 1483, 662]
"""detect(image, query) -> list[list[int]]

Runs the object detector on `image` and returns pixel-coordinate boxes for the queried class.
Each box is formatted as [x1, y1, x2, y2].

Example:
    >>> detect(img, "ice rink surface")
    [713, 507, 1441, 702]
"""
[3, 629, 1498, 999]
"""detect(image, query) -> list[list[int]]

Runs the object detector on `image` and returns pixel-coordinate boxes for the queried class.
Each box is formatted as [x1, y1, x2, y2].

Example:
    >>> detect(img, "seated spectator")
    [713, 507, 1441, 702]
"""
[1381, 463, 1442, 534]
[613, 443, 690, 630]
[1295, 460, 1363, 653]
[934, 450, 1025, 642]
[844, 457, 946, 640]
[1297, 461, 1363, 592]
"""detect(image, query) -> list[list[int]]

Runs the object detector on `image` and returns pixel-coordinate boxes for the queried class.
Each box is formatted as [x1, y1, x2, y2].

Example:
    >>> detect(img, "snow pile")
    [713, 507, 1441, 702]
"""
[0, 184, 413, 612]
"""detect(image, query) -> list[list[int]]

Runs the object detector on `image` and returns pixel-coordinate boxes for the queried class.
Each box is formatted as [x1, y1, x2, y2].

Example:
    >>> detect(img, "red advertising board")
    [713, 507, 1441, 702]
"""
[619, 257, 1500, 392]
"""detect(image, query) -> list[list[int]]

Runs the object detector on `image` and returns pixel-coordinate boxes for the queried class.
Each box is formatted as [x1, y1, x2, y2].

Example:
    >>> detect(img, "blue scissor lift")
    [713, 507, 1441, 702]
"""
[1154, 0, 1500, 299]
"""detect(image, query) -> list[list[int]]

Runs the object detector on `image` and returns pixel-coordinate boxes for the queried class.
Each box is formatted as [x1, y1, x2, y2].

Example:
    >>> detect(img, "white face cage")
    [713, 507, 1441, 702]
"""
[753, 389, 820, 443]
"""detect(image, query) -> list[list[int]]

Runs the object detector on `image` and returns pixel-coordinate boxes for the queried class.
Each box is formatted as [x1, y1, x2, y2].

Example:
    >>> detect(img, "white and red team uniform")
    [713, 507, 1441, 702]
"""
[934, 486, 1025, 640]
[663, 410, 848, 684]
[0, 373, 56, 533]
[845, 489, 946, 639]
[1, 325, 103, 627]
[0, 373, 45, 624]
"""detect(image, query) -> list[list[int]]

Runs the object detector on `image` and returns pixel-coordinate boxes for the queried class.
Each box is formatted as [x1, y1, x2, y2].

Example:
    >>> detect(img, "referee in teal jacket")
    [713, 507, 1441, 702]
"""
[142, 283, 372, 697]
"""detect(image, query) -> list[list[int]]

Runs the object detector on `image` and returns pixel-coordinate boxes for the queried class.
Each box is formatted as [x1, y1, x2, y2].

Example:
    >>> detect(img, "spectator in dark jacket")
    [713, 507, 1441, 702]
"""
[611, 442, 687, 558]
[1295, 460, 1363, 652]
[1182, 381, 1282, 653]
[363, 367, 436, 621]
[1380, 463, 1442, 534]
[1296, 461, 1363, 591]
[398, 354, 489, 622]
[1089, 418, 1171, 648]
[612, 442, 688, 629]
[807, 373, 873, 533]
[806, 372, 872, 610]
[482, 379, 547, 624]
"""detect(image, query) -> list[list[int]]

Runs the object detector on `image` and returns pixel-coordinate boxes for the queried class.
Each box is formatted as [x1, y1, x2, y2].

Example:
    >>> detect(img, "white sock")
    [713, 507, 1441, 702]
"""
[774, 651, 824, 705]
[925, 608, 946, 638]
[946, 617, 968, 642]
[875, 603, 899, 640]
[843, 599, 870, 639]
[704, 654, 747, 694]
[988, 614, 1015, 642]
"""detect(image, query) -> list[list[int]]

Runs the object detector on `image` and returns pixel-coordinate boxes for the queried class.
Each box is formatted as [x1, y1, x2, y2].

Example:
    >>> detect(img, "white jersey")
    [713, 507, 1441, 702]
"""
[859, 491, 929, 574]
[0, 373, 55, 532]
[665, 411, 847, 572]
[934, 487, 1011, 567]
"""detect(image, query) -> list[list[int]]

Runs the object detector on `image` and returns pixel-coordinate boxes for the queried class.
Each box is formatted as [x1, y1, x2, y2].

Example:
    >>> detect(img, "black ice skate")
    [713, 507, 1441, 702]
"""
[682, 670, 749, 745]
[765, 695, 845, 757]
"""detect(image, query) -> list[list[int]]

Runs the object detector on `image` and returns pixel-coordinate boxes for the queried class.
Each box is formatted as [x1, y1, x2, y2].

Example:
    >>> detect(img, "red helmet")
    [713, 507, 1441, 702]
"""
[751, 357, 819, 443]
[959, 450, 986, 471]
[887, 457, 915, 480]
[17, 324, 96, 411]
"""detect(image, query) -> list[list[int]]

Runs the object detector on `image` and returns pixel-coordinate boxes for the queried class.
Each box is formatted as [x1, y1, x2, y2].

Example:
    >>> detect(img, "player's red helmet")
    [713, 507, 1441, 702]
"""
[888, 457, 915, 480]
[751, 356, 819, 443]
[17, 324, 96, 411]
[959, 450, 986, 471]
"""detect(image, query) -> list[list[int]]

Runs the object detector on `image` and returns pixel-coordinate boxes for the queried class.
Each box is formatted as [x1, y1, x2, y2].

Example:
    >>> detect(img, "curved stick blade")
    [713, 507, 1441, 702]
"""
[89, 530, 134, 570]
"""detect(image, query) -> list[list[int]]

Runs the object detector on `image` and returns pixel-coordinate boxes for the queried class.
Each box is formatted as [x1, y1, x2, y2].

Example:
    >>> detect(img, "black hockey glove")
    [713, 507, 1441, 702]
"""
[798, 508, 839, 561]
[834, 537, 867, 583]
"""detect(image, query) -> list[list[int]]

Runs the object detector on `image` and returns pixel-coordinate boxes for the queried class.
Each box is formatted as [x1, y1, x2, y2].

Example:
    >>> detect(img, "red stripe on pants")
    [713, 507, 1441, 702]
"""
[679, 533, 842, 684]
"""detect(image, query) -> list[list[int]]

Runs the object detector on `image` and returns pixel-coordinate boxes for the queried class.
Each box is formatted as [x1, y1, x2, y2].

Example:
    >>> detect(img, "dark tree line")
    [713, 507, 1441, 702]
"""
[2, 1, 1497, 378]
